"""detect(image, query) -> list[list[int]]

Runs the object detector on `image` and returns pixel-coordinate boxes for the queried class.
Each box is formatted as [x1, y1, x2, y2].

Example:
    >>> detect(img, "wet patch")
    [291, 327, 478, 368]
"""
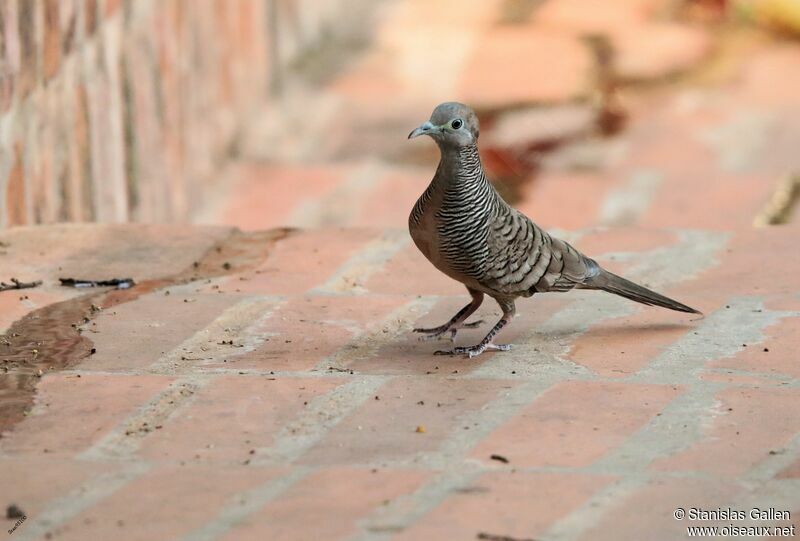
[0, 228, 294, 436]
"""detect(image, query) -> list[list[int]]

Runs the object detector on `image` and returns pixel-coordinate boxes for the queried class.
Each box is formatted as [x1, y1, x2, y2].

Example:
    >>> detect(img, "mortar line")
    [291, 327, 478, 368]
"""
[599, 169, 662, 227]
[311, 296, 438, 372]
[540, 476, 649, 541]
[56, 365, 800, 390]
[177, 466, 314, 541]
[249, 375, 391, 466]
[146, 295, 286, 375]
[12, 461, 150, 541]
[310, 228, 410, 296]
[77, 374, 213, 462]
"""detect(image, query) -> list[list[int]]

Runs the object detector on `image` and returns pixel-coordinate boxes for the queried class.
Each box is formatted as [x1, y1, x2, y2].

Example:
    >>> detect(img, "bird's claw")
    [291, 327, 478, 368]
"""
[434, 343, 512, 358]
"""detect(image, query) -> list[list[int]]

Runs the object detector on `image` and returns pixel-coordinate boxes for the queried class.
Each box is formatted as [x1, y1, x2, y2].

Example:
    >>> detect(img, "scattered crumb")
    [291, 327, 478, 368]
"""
[490, 454, 509, 464]
[6, 504, 25, 519]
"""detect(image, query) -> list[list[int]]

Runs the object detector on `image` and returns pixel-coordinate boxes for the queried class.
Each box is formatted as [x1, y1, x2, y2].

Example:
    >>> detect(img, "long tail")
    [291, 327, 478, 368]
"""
[583, 268, 701, 314]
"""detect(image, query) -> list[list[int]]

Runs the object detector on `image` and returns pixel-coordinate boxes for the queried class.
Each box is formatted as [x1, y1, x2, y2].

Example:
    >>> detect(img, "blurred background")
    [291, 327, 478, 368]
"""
[0, 0, 798, 232]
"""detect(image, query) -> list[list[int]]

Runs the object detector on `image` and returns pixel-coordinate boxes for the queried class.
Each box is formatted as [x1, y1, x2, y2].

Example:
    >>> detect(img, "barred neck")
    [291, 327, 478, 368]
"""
[436, 144, 486, 189]
[410, 143, 493, 230]
[434, 143, 496, 276]
[435, 144, 495, 217]
[454, 143, 482, 169]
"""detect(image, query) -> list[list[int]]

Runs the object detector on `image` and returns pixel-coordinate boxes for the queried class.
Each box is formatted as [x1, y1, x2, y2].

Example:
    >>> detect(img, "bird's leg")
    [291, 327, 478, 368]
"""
[414, 289, 484, 341]
[435, 298, 515, 358]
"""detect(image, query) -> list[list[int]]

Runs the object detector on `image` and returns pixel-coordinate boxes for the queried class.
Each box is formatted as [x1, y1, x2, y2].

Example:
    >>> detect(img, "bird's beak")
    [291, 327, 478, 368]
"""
[408, 121, 435, 139]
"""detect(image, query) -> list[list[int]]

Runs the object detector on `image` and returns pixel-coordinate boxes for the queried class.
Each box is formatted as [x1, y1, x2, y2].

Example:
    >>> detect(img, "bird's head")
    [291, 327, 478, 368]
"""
[408, 102, 479, 149]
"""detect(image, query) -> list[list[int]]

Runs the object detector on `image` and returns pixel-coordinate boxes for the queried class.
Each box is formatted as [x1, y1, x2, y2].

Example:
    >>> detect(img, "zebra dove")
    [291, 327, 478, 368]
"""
[407, 102, 699, 358]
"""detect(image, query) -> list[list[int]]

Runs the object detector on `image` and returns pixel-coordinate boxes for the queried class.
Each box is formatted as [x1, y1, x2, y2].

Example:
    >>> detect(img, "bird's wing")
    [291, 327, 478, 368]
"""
[482, 204, 596, 296]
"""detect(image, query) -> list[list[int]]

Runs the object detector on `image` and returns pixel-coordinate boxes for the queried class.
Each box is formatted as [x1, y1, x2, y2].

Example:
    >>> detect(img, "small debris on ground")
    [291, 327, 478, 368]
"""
[59, 277, 135, 289]
[490, 454, 509, 464]
[6, 503, 25, 519]
[327, 366, 354, 374]
[415, 425, 426, 433]
[0, 278, 42, 292]
[477, 533, 537, 541]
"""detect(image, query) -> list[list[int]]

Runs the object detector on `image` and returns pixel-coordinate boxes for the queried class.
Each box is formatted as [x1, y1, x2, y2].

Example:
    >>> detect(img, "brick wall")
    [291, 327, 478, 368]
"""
[0, 0, 372, 228]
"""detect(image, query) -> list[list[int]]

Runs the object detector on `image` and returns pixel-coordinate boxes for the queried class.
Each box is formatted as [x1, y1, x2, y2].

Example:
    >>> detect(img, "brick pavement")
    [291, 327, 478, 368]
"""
[1, 221, 798, 540]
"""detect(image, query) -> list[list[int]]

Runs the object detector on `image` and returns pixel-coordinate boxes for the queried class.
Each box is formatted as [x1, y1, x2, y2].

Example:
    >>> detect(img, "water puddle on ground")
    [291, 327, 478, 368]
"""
[0, 228, 294, 436]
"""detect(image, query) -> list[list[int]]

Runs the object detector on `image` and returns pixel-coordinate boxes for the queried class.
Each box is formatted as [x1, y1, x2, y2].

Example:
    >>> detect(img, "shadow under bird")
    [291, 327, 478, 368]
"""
[407, 102, 700, 358]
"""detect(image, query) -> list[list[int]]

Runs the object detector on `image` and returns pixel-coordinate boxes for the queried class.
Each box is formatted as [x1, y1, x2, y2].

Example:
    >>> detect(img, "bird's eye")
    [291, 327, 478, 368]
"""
[451, 119, 463, 130]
